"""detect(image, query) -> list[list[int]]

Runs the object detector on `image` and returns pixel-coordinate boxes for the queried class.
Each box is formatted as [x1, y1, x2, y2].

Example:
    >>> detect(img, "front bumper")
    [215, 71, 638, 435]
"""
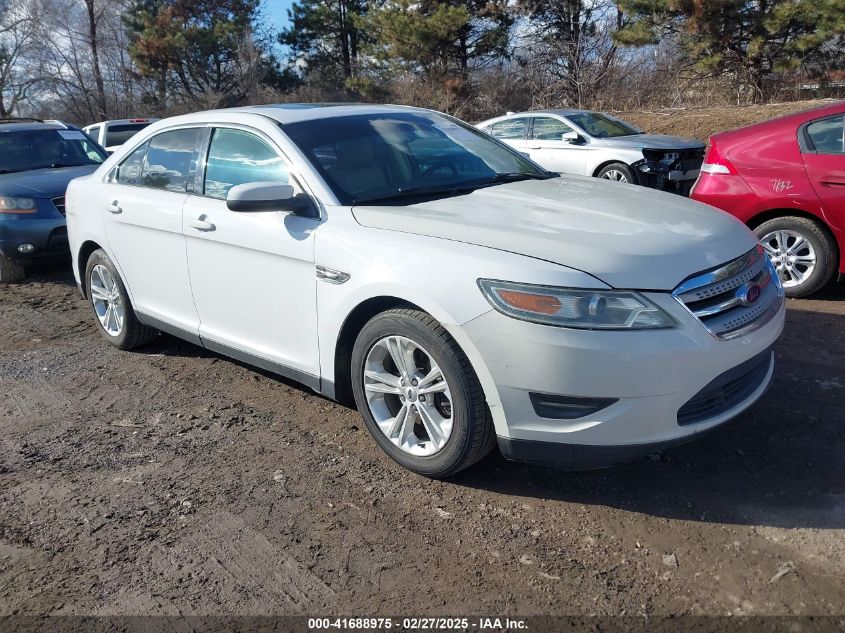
[454, 291, 785, 469]
[0, 199, 68, 261]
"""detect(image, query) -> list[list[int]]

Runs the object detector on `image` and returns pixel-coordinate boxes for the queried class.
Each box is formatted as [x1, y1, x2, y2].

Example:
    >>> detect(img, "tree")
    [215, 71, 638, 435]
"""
[514, 0, 624, 108]
[126, 0, 281, 109]
[279, 0, 367, 89]
[0, 0, 42, 117]
[361, 0, 511, 76]
[615, 0, 845, 102]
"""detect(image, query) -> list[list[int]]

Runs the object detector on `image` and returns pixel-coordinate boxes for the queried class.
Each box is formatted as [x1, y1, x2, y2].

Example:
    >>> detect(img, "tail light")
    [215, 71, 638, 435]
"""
[700, 141, 737, 175]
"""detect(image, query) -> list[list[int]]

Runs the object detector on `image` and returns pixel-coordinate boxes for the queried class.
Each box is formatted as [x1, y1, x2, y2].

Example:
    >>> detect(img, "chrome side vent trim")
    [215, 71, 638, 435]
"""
[52, 196, 66, 215]
[316, 265, 350, 285]
[673, 245, 784, 340]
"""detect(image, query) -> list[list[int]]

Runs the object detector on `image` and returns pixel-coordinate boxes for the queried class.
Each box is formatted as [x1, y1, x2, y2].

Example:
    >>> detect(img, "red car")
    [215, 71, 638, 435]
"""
[691, 101, 844, 297]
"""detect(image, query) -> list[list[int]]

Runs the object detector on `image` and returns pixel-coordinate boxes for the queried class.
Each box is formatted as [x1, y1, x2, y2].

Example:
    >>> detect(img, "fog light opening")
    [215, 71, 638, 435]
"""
[17, 243, 35, 254]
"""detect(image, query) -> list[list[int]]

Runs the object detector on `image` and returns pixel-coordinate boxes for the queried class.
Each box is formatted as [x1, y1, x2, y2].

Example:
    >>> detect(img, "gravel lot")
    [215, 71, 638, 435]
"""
[1, 262, 843, 617]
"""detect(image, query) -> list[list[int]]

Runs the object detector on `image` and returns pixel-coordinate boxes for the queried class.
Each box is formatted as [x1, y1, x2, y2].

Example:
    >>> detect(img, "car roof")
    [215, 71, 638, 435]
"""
[85, 118, 161, 127]
[153, 103, 435, 128]
[0, 121, 69, 132]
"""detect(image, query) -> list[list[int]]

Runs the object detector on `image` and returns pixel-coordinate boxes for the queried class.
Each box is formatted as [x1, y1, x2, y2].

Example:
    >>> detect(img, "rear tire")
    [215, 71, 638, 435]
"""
[0, 256, 26, 283]
[596, 162, 636, 184]
[754, 216, 837, 298]
[351, 308, 495, 478]
[85, 249, 158, 349]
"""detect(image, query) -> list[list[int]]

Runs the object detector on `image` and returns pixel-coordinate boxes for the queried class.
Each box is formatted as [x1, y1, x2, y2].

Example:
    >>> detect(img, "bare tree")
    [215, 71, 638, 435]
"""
[0, 0, 42, 117]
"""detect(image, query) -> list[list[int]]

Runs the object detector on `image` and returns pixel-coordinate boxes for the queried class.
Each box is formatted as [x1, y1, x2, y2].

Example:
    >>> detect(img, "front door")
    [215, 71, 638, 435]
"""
[527, 116, 588, 175]
[102, 127, 201, 333]
[183, 126, 321, 384]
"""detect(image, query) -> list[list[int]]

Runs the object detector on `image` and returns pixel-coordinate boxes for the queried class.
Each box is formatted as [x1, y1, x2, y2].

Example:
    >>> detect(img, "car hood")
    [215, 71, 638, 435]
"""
[0, 165, 99, 197]
[352, 176, 757, 290]
[596, 134, 705, 151]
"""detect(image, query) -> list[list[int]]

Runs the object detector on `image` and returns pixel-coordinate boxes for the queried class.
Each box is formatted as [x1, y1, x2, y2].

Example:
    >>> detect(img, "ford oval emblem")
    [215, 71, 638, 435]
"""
[743, 284, 761, 306]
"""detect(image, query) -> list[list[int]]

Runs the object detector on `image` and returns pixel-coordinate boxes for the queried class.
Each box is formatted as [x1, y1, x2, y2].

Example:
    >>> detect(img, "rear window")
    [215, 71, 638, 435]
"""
[805, 116, 845, 154]
[105, 123, 153, 147]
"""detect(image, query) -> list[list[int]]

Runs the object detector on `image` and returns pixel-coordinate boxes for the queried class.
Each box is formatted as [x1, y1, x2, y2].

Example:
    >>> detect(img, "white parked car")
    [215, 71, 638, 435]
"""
[477, 110, 705, 195]
[83, 118, 160, 153]
[66, 104, 785, 477]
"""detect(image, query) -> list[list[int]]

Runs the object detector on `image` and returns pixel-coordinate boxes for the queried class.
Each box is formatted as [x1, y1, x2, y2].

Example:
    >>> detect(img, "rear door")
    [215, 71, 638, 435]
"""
[182, 125, 321, 385]
[800, 113, 845, 223]
[526, 116, 587, 175]
[102, 127, 202, 334]
[488, 117, 530, 155]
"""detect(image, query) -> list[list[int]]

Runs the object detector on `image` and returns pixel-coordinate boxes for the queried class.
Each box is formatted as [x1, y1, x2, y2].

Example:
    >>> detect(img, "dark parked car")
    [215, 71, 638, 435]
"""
[691, 101, 845, 297]
[0, 119, 108, 282]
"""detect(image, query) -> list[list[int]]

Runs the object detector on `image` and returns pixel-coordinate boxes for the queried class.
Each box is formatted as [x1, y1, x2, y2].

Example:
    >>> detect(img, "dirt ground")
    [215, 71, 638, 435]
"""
[1, 102, 844, 618]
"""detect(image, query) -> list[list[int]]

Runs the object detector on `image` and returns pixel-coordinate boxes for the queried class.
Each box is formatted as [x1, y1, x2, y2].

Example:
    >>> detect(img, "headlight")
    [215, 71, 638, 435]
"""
[477, 279, 676, 330]
[0, 196, 37, 213]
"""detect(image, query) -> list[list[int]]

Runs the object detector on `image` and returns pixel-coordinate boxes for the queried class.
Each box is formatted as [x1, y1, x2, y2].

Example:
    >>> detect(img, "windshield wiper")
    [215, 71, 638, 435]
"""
[489, 171, 558, 182]
[0, 168, 22, 175]
[353, 182, 483, 205]
[49, 162, 87, 168]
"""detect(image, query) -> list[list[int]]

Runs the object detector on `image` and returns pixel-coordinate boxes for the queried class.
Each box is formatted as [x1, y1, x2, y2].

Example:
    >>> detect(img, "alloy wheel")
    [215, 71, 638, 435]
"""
[601, 169, 628, 182]
[760, 230, 816, 288]
[90, 264, 125, 337]
[363, 335, 454, 457]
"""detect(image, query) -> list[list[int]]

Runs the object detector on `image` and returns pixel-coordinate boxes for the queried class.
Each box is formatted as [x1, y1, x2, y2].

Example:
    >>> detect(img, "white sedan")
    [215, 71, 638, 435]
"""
[66, 104, 784, 477]
[477, 110, 705, 195]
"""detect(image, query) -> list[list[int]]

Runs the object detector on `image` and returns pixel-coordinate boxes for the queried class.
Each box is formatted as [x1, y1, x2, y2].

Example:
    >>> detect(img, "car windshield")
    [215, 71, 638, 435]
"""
[0, 128, 107, 174]
[105, 122, 153, 147]
[282, 111, 553, 205]
[567, 113, 641, 138]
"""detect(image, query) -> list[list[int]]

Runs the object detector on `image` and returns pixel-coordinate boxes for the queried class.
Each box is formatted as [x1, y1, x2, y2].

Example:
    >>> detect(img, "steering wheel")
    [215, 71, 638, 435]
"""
[421, 162, 458, 180]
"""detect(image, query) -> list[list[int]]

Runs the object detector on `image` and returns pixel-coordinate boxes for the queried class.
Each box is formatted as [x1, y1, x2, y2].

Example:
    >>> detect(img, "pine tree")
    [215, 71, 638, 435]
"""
[615, 0, 845, 101]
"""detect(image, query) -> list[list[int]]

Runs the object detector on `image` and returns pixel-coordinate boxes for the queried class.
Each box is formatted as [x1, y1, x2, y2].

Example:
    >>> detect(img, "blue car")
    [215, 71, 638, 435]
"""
[0, 119, 108, 282]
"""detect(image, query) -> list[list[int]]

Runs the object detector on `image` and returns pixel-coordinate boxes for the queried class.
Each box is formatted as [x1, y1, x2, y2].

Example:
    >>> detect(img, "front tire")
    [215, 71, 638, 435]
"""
[0, 256, 26, 283]
[85, 249, 157, 349]
[596, 162, 636, 184]
[754, 216, 837, 298]
[351, 308, 495, 478]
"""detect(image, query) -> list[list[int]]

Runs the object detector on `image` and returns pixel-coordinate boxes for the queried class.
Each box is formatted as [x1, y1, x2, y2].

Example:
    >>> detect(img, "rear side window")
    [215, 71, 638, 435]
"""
[203, 128, 290, 199]
[86, 126, 101, 143]
[142, 128, 199, 192]
[106, 123, 153, 148]
[531, 117, 574, 141]
[117, 141, 149, 185]
[490, 118, 527, 140]
[805, 116, 845, 154]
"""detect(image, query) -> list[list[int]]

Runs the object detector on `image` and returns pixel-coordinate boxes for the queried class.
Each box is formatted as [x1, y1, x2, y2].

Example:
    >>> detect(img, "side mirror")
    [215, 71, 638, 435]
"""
[226, 181, 318, 218]
[561, 131, 581, 144]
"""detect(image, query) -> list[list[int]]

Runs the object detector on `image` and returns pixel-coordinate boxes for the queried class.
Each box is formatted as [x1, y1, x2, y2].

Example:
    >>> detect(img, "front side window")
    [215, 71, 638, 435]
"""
[203, 128, 290, 199]
[117, 141, 149, 185]
[86, 126, 101, 143]
[283, 111, 549, 205]
[805, 116, 845, 154]
[532, 117, 574, 141]
[141, 128, 199, 192]
[490, 118, 528, 140]
[0, 128, 107, 175]
[566, 112, 641, 138]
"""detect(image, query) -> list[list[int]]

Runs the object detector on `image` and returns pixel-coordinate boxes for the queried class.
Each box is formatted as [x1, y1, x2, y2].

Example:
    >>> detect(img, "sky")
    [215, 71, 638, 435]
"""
[263, 0, 294, 32]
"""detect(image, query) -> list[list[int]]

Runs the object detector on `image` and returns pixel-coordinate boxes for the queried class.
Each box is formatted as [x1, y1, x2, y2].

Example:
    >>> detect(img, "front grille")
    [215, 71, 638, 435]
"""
[678, 348, 772, 425]
[673, 245, 784, 339]
[52, 196, 66, 215]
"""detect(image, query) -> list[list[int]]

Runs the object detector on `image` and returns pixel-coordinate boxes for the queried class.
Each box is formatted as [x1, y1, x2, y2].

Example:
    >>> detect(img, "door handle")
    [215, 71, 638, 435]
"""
[527, 144, 541, 149]
[820, 181, 845, 188]
[106, 201, 122, 214]
[188, 216, 216, 232]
